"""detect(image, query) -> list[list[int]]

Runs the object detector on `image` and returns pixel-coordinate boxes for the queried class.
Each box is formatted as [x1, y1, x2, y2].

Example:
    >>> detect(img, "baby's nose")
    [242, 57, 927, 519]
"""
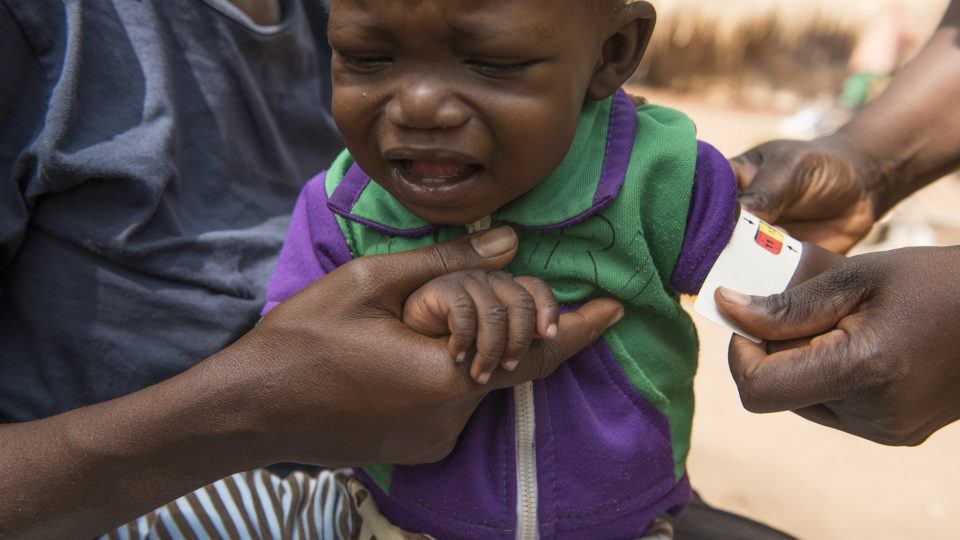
[386, 80, 470, 130]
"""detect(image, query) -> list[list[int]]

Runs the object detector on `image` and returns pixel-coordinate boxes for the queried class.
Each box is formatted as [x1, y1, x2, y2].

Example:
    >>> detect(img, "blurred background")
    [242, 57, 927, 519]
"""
[624, 0, 960, 538]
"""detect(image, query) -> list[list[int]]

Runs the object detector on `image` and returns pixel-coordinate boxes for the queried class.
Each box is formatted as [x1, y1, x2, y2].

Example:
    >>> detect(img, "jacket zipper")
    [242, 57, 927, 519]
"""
[465, 217, 539, 539]
[514, 381, 539, 540]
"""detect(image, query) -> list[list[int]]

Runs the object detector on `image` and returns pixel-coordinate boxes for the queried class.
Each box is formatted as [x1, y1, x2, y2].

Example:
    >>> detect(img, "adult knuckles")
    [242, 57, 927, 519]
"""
[735, 365, 778, 413]
[344, 255, 392, 293]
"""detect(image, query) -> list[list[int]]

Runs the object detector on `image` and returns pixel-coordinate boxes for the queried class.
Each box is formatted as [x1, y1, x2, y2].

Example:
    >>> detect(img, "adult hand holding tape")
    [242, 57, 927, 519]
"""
[715, 246, 960, 446]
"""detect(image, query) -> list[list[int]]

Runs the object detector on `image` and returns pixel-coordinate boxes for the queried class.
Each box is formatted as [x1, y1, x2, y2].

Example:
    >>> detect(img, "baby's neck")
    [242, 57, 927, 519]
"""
[465, 215, 492, 234]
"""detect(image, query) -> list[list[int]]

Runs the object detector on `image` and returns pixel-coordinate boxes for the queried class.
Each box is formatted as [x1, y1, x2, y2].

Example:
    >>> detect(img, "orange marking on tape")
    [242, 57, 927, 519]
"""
[755, 222, 784, 255]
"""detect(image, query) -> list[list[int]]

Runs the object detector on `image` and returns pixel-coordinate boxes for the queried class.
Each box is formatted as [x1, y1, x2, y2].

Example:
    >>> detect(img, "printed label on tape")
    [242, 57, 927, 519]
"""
[693, 209, 803, 342]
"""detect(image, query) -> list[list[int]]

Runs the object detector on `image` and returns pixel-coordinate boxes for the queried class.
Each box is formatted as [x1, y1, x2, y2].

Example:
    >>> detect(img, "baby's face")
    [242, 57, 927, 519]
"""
[329, 0, 609, 225]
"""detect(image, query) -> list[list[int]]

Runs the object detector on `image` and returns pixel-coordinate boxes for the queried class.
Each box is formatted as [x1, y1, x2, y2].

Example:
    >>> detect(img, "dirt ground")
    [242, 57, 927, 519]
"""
[629, 87, 960, 539]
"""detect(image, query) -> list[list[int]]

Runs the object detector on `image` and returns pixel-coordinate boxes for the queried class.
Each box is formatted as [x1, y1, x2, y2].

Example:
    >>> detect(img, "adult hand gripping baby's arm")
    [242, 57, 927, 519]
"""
[0, 226, 623, 540]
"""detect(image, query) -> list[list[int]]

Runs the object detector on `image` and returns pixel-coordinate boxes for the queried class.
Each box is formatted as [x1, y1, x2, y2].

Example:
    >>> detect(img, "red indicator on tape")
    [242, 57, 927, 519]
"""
[755, 223, 784, 255]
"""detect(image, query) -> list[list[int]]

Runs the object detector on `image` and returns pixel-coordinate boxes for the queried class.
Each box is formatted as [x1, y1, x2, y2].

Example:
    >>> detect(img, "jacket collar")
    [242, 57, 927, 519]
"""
[327, 89, 637, 237]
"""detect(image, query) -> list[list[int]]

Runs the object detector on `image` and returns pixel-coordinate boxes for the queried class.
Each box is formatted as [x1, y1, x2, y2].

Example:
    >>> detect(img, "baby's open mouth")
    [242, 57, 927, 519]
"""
[392, 159, 484, 186]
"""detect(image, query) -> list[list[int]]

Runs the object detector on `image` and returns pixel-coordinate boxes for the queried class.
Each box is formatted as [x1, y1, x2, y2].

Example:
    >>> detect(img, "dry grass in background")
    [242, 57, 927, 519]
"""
[636, 0, 949, 108]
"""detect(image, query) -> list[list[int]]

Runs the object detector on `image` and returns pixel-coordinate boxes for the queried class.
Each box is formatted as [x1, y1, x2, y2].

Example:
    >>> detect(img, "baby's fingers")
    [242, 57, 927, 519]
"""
[444, 289, 478, 364]
[402, 278, 478, 362]
[463, 275, 509, 384]
[488, 273, 540, 372]
[512, 276, 560, 340]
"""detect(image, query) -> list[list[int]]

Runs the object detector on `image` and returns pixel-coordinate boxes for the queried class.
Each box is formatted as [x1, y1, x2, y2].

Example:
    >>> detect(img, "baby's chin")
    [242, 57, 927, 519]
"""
[371, 171, 509, 228]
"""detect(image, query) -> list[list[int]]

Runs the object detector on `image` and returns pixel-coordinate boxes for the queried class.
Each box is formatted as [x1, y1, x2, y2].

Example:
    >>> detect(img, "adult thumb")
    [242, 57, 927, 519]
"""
[715, 263, 865, 341]
[489, 298, 625, 389]
[361, 226, 519, 302]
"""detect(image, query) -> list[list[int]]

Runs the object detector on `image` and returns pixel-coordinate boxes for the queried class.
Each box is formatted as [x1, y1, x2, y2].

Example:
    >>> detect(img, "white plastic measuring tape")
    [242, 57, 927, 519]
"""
[694, 208, 803, 343]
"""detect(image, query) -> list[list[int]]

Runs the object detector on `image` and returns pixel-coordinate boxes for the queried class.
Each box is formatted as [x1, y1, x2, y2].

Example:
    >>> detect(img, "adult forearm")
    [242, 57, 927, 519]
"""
[0, 345, 269, 539]
[837, 1, 960, 215]
[0, 229, 621, 538]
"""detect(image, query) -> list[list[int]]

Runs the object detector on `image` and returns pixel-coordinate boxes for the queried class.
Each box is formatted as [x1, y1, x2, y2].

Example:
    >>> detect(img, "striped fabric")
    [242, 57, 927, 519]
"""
[103, 469, 676, 539]
[101, 469, 354, 540]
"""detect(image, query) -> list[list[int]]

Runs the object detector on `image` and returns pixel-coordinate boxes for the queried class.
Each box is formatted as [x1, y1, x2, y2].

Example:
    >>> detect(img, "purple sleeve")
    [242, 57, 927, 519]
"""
[261, 172, 354, 315]
[670, 141, 738, 295]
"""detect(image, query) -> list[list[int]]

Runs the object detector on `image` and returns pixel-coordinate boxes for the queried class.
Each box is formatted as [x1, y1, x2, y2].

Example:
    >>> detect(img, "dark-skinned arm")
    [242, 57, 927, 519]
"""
[0, 227, 623, 539]
[714, 2, 960, 445]
[731, 0, 960, 252]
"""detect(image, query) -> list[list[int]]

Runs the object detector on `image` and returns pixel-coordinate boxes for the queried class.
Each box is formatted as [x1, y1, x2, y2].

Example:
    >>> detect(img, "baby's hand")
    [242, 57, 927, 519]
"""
[403, 270, 560, 384]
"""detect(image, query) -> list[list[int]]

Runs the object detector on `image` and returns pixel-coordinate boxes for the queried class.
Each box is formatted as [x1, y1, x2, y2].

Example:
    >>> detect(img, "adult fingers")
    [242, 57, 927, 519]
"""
[463, 275, 508, 384]
[489, 298, 624, 389]
[351, 227, 519, 310]
[728, 151, 759, 190]
[729, 145, 797, 223]
[738, 175, 796, 225]
[727, 331, 856, 412]
[715, 260, 866, 341]
[512, 276, 560, 339]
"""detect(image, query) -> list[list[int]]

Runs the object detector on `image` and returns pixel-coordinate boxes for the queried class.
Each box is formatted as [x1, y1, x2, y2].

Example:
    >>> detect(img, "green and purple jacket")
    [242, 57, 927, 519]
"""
[263, 90, 737, 539]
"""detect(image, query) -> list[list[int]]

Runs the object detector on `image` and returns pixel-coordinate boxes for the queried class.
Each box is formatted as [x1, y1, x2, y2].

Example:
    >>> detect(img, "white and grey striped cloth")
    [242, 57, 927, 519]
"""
[102, 469, 675, 540]
[100, 469, 354, 540]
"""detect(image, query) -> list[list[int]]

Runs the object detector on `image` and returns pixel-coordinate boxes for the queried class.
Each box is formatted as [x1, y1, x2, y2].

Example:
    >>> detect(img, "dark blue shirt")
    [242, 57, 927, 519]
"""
[0, 0, 340, 421]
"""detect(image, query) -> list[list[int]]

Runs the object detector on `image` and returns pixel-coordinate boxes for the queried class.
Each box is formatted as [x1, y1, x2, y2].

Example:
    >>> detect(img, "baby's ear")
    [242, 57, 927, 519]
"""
[587, 1, 656, 101]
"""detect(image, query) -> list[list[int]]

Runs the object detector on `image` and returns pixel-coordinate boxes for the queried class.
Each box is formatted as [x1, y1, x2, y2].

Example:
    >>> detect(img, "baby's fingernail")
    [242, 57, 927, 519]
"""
[546, 323, 558, 339]
[503, 359, 519, 371]
[718, 287, 751, 307]
[455, 351, 467, 363]
[611, 309, 625, 326]
[475, 371, 491, 385]
[470, 227, 517, 258]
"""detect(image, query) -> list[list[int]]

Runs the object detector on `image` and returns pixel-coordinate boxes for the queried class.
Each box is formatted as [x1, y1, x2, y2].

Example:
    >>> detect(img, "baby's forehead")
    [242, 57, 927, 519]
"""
[328, 0, 617, 20]
[329, 0, 610, 41]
